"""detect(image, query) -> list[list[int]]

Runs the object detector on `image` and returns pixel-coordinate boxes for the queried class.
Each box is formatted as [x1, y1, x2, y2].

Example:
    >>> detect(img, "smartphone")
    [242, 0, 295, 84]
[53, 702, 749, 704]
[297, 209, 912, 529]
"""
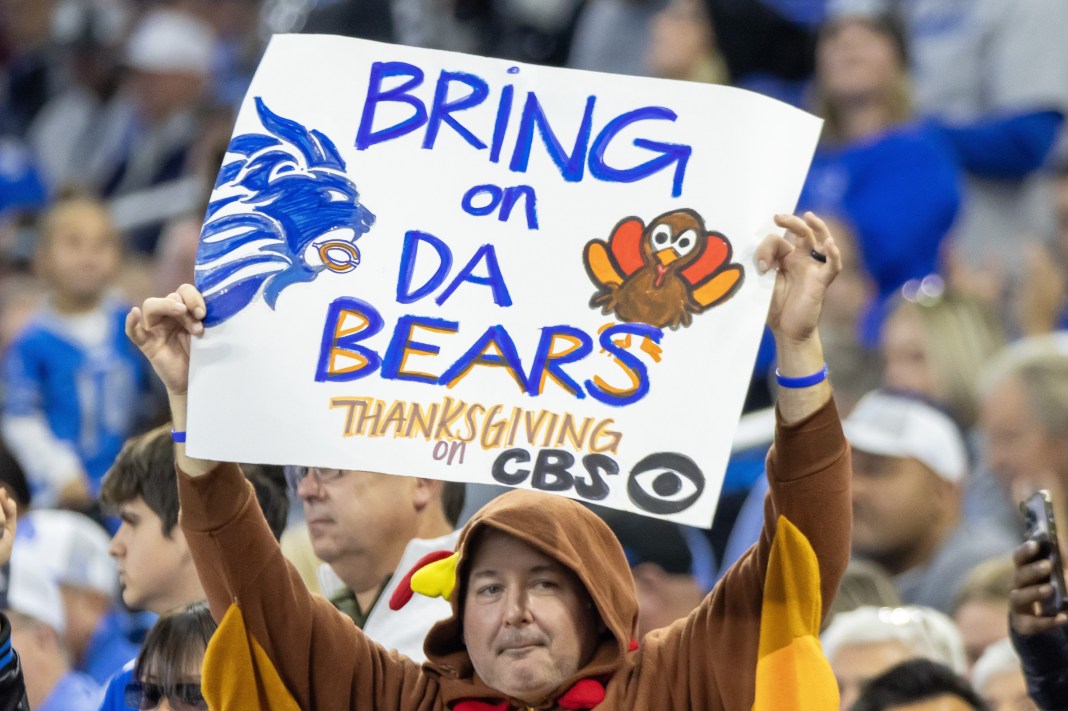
[1020, 490, 1068, 615]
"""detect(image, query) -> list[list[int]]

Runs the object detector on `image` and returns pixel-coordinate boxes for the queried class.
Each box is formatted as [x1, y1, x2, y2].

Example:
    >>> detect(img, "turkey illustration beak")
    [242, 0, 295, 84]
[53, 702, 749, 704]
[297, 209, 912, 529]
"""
[655, 248, 680, 266]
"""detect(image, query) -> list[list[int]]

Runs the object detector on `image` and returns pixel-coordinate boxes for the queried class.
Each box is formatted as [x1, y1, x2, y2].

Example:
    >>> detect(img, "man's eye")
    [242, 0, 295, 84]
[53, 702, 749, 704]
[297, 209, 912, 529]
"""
[533, 580, 559, 591]
[478, 584, 502, 596]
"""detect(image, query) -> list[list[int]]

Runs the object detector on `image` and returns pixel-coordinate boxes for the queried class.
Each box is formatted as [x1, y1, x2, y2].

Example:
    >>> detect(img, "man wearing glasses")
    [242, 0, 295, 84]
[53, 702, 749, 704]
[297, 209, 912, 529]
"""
[285, 464, 464, 661]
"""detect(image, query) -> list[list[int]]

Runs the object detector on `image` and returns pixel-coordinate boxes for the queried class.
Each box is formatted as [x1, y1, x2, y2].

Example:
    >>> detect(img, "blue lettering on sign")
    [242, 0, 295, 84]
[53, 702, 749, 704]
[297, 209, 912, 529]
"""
[354, 61, 692, 196]
[461, 184, 538, 229]
[396, 231, 512, 308]
[316, 303, 662, 404]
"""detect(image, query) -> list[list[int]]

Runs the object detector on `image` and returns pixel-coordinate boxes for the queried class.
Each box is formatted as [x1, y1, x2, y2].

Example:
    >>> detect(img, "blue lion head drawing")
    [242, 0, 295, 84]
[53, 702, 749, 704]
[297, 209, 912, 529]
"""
[195, 97, 376, 326]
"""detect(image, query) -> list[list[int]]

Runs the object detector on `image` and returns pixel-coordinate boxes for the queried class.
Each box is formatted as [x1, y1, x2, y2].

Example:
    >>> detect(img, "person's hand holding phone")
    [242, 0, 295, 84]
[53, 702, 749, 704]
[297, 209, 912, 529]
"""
[1011, 538, 1068, 633]
[1012, 490, 1068, 634]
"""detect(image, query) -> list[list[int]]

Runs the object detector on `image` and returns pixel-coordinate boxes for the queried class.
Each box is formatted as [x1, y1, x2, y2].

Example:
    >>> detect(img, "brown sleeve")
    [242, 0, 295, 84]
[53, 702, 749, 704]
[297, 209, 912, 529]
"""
[634, 396, 851, 711]
[178, 462, 440, 710]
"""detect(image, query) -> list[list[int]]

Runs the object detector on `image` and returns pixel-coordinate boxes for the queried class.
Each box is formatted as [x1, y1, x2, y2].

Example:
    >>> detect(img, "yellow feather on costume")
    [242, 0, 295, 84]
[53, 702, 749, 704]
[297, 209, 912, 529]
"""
[752, 516, 839, 710]
[411, 551, 459, 601]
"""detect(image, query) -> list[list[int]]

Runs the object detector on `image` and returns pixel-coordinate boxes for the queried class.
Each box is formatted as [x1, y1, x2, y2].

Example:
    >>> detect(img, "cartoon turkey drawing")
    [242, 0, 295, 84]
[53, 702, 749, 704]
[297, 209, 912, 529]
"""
[583, 208, 744, 329]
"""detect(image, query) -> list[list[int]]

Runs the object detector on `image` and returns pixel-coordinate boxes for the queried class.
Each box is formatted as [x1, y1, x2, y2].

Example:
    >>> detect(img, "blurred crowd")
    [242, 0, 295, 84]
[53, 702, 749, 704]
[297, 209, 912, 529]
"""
[1, 0, 1068, 709]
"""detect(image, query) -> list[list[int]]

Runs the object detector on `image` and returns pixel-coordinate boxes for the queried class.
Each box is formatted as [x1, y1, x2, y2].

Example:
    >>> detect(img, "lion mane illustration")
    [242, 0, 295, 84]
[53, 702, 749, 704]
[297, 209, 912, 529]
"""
[195, 97, 376, 326]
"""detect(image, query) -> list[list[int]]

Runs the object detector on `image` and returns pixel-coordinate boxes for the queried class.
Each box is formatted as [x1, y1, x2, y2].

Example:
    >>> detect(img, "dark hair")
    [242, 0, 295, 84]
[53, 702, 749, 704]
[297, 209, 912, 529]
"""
[853, 659, 989, 711]
[135, 600, 216, 697]
[0, 438, 31, 510]
[242, 464, 289, 541]
[441, 481, 466, 528]
[103, 427, 292, 540]
[101, 425, 180, 535]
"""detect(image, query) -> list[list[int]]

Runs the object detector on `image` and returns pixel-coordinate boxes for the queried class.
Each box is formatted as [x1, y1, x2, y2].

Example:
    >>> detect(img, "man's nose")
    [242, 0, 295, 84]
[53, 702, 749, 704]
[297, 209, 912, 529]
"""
[107, 527, 125, 557]
[503, 588, 533, 627]
[297, 473, 323, 500]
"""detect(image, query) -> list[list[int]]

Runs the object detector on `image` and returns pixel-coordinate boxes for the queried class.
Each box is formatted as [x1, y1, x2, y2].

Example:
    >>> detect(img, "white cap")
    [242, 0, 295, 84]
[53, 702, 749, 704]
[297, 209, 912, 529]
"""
[125, 9, 214, 76]
[7, 551, 66, 635]
[13, 509, 118, 598]
[821, 605, 967, 675]
[844, 390, 968, 483]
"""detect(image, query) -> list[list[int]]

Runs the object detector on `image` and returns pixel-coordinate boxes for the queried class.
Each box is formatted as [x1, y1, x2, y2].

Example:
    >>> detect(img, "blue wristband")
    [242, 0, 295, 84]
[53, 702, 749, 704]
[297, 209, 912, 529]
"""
[170, 429, 187, 444]
[775, 364, 828, 389]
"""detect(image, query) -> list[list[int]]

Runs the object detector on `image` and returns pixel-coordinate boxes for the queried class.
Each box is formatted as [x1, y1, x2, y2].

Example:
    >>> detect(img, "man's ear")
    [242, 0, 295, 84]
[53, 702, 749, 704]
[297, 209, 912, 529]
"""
[413, 478, 444, 511]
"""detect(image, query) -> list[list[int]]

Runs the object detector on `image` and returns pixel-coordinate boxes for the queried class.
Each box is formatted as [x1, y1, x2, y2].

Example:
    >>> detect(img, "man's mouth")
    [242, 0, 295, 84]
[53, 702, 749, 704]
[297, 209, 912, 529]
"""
[499, 645, 540, 657]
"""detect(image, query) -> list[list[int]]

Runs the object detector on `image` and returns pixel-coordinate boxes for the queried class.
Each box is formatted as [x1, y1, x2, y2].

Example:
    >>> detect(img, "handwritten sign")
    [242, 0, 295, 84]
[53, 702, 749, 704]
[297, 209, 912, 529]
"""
[186, 35, 821, 527]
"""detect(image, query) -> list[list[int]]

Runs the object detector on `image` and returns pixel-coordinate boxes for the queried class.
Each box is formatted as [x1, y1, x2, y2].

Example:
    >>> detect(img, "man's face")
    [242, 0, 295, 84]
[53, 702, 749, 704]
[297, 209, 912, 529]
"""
[979, 377, 1062, 500]
[298, 469, 419, 574]
[108, 497, 196, 614]
[462, 530, 601, 704]
[851, 450, 950, 567]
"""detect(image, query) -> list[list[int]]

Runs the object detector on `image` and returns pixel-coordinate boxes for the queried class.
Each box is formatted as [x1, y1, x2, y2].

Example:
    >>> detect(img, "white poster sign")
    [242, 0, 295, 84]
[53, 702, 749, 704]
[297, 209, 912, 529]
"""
[186, 35, 821, 527]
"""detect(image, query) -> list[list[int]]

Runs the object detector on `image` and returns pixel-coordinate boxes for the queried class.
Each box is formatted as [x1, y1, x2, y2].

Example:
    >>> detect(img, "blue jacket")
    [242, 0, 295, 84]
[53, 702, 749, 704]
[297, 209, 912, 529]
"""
[97, 662, 136, 711]
[80, 610, 141, 686]
[2, 299, 150, 498]
[798, 122, 962, 345]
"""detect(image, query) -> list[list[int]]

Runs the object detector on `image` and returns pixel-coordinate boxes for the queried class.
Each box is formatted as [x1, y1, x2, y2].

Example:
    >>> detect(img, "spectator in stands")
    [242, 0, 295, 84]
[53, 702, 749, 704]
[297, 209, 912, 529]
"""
[103, 8, 215, 253]
[0, 0, 62, 136]
[290, 463, 464, 662]
[124, 601, 216, 711]
[12, 508, 136, 684]
[1, 195, 150, 510]
[880, 287, 1015, 537]
[26, 0, 133, 194]
[97, 424, 288, 711]
[799, 6, 962, 347]
[978, 343, 1068, 538]
[821, 605, 968, 710]
[6, 550, 100, 710]
[852, 658, 988, 711]
[846, 390, 1014, 613]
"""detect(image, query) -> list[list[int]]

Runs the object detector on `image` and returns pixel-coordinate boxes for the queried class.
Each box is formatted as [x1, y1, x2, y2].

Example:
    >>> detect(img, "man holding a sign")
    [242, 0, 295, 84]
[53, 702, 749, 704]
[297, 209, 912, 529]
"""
[127, 210, 850, 709]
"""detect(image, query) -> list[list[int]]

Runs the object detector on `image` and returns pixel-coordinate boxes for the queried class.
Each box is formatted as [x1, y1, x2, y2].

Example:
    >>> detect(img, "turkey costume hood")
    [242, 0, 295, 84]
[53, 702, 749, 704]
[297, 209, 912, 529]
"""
[419, 490, 638, 707]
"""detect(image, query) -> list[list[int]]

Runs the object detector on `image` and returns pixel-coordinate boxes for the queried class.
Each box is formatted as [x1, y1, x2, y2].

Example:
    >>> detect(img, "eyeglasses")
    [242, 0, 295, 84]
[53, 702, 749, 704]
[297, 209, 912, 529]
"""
[125, 682, 207, 711]
[283, 466, 345, 491]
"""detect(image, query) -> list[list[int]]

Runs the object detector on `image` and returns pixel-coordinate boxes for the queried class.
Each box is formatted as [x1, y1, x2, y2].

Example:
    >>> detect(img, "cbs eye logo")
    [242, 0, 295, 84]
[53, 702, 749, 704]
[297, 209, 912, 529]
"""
[627, 452, 706, 515]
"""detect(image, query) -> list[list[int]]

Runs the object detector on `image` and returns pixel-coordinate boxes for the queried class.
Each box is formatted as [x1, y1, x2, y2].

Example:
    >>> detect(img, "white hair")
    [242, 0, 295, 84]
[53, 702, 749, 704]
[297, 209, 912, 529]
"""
[820, 605, 968, 674]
